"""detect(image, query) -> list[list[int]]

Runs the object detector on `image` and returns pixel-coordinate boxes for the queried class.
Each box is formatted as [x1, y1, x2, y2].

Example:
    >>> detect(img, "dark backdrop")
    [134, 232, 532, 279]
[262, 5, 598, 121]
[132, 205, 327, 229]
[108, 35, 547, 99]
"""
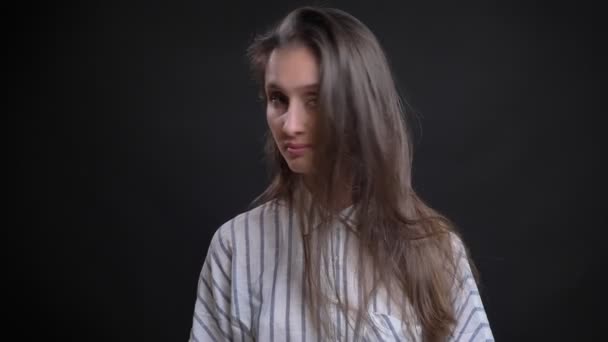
[17, 0, 603, 341]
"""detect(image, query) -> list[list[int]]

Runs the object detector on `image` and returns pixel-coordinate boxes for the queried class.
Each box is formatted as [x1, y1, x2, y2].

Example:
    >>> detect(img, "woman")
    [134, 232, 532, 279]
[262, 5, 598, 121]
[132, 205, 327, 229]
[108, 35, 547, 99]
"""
[190, 6, 494, 342]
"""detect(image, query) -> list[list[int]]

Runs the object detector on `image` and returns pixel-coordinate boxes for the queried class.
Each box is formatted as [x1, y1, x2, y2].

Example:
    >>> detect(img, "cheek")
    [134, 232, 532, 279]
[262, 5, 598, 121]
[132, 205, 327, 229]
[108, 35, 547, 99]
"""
[266, 109, 282, 138]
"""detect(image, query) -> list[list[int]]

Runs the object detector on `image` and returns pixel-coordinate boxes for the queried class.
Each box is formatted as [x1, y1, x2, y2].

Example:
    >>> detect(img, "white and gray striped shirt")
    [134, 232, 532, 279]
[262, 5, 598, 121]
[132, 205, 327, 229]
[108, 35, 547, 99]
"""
[189, 200, 494, 341]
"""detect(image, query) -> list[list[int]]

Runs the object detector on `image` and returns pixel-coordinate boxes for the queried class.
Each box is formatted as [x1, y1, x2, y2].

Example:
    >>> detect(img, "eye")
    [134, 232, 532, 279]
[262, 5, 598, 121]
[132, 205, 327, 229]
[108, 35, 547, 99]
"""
[268, 92, 287, 107]
[306, 96, 318, 108]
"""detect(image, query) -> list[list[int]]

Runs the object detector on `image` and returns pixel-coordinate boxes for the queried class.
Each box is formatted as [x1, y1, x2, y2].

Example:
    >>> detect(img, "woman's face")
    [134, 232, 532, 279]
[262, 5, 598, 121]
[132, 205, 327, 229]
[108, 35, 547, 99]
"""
[264, 44, 319, 175]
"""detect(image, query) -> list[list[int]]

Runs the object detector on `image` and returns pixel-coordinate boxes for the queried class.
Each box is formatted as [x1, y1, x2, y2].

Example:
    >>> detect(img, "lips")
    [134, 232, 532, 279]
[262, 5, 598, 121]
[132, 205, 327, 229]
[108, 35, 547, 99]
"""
[285, 143, 312, 149]
[285, 143, 312, 157]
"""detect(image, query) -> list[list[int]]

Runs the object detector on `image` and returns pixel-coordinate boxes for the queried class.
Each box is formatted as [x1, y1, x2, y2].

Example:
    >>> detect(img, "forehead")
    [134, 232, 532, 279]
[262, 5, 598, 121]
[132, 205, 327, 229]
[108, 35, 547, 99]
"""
[264, 44, 319, 90]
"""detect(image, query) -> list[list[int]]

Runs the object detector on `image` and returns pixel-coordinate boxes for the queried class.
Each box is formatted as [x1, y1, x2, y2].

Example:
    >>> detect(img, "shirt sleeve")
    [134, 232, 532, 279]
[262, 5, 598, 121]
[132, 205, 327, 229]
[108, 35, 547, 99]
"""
[189, 223, 252, 342]
[448, 233, 495, 342]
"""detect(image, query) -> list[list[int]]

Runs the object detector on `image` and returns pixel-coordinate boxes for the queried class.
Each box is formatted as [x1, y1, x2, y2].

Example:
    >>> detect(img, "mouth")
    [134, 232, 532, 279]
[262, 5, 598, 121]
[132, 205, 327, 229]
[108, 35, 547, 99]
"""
[285, 143, 312, 157]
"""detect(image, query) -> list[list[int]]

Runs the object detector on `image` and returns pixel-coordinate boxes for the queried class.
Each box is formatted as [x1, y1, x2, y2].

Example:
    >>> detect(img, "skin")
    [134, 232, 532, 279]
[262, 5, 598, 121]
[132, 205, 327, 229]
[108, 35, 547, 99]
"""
[264, 43, 319, 175]
[264, 43, 352, 210]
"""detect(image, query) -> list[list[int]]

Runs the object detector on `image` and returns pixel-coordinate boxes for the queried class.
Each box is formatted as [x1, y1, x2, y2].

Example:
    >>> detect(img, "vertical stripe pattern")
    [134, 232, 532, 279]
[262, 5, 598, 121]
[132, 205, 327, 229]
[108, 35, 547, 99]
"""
[189, 201, 495, 342]
[285, 203, 294, 342]
[269, 202, 280, 342]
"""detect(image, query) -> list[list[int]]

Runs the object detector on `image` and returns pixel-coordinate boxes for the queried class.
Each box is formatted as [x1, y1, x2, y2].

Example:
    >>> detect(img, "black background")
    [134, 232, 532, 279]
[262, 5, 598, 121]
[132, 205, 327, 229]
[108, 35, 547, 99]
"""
[16, 0, 603, 340]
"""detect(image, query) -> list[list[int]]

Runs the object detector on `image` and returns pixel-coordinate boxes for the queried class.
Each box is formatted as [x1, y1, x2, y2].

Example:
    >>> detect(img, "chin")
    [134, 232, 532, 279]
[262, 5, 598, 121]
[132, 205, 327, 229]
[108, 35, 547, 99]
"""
[287, 162, 311, 174]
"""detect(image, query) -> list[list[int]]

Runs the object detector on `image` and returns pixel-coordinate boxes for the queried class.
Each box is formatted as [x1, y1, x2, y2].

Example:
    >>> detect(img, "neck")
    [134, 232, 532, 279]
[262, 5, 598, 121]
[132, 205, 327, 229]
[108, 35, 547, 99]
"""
[300, 174, 353, 212]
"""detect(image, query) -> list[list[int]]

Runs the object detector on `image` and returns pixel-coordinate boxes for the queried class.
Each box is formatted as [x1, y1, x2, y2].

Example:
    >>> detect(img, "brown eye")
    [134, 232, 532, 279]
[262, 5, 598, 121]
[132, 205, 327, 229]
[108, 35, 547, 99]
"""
[306, 97, 318, 108]
[268, 92, 287, 106]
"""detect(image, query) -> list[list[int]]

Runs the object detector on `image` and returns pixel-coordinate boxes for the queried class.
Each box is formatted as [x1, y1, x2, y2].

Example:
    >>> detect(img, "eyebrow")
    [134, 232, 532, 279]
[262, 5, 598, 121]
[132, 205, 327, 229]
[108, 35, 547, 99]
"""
[265, 82, 319, 93]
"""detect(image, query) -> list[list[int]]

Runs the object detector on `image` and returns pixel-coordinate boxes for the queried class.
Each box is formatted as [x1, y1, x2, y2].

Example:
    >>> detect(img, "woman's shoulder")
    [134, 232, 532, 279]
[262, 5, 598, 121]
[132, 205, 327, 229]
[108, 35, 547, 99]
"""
[210, 199, 284, 251]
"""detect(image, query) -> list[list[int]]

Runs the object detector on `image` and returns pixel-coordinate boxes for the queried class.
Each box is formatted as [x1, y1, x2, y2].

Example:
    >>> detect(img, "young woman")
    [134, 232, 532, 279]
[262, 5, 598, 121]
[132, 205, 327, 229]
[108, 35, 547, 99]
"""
[190, 6, 494, 342]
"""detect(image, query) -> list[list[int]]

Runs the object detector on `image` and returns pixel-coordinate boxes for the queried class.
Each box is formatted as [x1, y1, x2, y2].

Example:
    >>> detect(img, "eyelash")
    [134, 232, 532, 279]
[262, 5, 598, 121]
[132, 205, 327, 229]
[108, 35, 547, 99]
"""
[268, 92, 318, 108]
[269, 92, 287, 106]
[306, 97, 317, 107]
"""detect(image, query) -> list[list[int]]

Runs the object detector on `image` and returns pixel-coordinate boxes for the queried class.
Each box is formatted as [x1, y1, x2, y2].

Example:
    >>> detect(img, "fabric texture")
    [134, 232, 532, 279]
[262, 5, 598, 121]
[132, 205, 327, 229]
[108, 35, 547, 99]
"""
[189, 200, 494, 341]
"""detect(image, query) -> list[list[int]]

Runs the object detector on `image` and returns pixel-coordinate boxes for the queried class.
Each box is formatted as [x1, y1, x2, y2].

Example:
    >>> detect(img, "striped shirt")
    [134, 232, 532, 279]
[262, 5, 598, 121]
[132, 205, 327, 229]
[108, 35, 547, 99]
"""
[189, 199, 494, 341]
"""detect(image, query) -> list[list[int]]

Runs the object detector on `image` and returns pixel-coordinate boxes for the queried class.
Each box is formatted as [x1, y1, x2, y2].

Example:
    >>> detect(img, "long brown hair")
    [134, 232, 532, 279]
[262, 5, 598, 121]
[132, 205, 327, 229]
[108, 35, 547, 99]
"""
[247, 6, 478, 341]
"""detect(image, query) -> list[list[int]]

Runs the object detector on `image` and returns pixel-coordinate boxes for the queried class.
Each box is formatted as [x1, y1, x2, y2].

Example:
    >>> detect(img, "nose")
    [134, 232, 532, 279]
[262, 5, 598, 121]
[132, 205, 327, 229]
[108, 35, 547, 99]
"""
[282, 101, 308, 136]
